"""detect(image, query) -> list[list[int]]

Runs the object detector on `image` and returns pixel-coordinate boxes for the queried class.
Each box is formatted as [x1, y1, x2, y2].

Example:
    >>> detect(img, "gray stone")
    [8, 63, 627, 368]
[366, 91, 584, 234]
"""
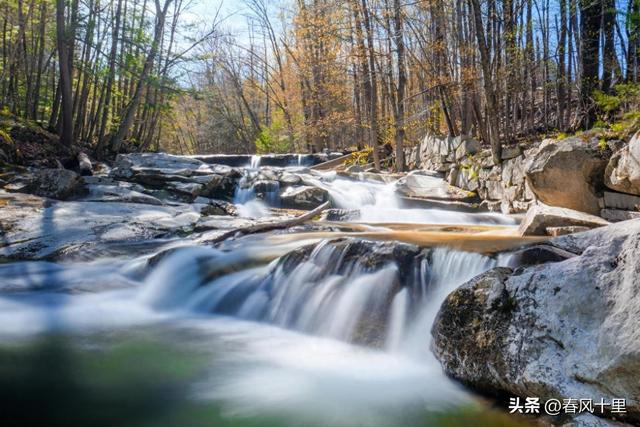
[280, 172, 302, 187]
[396, 171, 475, 201]
[280, 185, 329, 210]
[454, 137, 481, 161]
[518, 203, 610, 236]
[23, 168, 85, 200]
[601, 208, 640, 222]
[432, 219, 640, 425]
[546, 226, 591, 236]
[320, 208, 361, 221]
[603, 191, 640, 211]
[605, 131, 640, 196]
[500, 145, 523, 160]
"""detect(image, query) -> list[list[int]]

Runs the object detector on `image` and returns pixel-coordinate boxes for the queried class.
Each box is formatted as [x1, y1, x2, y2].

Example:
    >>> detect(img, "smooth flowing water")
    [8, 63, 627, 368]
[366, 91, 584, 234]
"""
[0, 165, 528, 427]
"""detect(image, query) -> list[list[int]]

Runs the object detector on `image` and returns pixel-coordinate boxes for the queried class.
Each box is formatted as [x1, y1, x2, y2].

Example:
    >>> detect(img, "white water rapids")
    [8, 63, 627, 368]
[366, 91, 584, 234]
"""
[0, 163, 522, 426]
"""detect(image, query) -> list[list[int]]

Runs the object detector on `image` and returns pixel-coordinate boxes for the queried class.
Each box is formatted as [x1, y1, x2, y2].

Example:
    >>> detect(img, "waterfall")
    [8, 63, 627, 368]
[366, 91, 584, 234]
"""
[250, 155, 262, 169]
[137, 238, 496, 354]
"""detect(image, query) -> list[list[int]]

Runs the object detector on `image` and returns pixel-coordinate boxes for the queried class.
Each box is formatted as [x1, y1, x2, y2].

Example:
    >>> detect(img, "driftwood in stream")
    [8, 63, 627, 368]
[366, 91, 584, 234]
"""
[310, 154, 352, 171]
[208, 201, 331, 245]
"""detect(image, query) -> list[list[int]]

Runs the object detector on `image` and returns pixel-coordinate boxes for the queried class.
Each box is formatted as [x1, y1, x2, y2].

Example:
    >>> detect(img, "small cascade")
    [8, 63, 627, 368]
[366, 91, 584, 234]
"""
[250, 155, 262, 169]
[138, 238, 496, 352]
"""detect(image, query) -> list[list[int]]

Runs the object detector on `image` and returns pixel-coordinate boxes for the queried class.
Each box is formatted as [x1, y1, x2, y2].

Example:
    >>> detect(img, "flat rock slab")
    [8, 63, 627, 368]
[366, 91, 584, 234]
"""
[396, 172, 475, 202]
[518, 203, 610, 236]
[0, 190, 201, 261]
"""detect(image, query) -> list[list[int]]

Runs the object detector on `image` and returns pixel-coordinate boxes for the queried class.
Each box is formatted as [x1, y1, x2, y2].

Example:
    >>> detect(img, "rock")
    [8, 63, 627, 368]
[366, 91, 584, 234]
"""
[320, 208, 361, 221]
[500, 145, 523, 160]
[508, 244, 577, 267]
[454, 137, 481, 161]
[432, 219, 640, 425]
[396, 171, 476, 201]
[604, 131, 640, 196]
[280, 185, 329, 210]
[164, 181, 203, 198]
[601, 208, 640, 222]
[479, 200, 502, 212]
[200, 200, 237, 216]
[0, 190, 201, 261]
[603, 191, 640, 211]
[252, 179, 280, 194]
[77, 152, 93, 176]
[346, 164, 364, 173]
[273, 238, 424, 346]
[484, 180, 504, 200]
[279, 172, 302, 187]
[518, 204, 610, 236]
[546, 226, 591, 236]
[84, 181, 164, 205]
[19, 168, 85, 200]
[112, 153, 209, 177]
[525, 137, 609, 215]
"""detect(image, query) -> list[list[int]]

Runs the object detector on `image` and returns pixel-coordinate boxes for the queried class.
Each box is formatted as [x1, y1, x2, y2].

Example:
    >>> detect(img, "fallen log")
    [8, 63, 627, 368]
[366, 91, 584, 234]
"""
[310, 154, 352, 171]
[207, 201, 331, 245]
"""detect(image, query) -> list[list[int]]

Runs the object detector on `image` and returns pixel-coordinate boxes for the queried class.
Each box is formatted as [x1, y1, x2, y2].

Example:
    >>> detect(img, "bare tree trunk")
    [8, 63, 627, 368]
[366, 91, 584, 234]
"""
[55, 0, 73, 146]
[110, 0, 172, 153]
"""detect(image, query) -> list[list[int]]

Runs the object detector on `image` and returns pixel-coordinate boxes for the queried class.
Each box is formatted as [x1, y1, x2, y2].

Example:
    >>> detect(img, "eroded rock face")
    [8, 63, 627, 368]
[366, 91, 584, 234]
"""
[605, 132, 640, 196]
[518, 204, 610, 236]
[525, 137, 609, 215]
[432, 219, 640, 425]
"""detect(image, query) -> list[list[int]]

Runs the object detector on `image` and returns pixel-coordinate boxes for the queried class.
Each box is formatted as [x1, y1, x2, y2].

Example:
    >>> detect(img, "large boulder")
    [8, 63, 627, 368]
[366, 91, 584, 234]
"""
[432, 219, 640, 425]
[17, 168, 85, 200]
[518, 203, 610, 236]
[525, 137, 609, 215]
[279, 185, 329, 210]
[605, 132, 640, 196]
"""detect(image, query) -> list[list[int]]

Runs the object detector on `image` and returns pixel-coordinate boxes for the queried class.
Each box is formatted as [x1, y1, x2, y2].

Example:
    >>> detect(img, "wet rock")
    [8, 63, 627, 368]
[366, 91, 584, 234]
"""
[84, 180, 164, 205]
[605, 131, 640, 196]
[525, 137, 609, 215]
[112, 152, 207, 175]
[274, 238, 425, 346]
[280, 185, 329, 210]
[320, 208, 361, 221]
[0, 190, 201, 261]
[432, 219, 640, 425]
[279, 172, 302, 187]
[200, 200, 237, 216]
[518, 203, 609, 236]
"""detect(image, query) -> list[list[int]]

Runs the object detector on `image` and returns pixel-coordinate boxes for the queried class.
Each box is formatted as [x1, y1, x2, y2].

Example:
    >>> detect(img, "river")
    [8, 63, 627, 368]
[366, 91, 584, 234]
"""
[0, 157, 530, 426]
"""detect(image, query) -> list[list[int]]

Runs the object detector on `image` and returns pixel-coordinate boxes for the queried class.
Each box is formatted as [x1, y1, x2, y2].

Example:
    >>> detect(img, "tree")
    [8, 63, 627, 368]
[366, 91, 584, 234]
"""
[55, 0, 73, 146]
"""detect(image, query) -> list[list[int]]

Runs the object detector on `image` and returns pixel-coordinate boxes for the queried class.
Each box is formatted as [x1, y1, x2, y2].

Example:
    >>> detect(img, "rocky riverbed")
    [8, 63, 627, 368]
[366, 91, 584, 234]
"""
[1, 150, 639, 426]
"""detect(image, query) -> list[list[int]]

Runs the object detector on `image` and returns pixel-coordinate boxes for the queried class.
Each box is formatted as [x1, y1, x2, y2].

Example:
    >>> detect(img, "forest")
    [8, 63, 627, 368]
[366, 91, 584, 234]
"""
[1, 0, 639, 168]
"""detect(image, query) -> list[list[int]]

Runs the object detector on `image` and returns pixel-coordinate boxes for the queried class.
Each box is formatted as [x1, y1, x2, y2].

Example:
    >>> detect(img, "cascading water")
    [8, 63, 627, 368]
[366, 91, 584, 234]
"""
[137, 238, 497, 354]
[0, 160, 528, 427]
